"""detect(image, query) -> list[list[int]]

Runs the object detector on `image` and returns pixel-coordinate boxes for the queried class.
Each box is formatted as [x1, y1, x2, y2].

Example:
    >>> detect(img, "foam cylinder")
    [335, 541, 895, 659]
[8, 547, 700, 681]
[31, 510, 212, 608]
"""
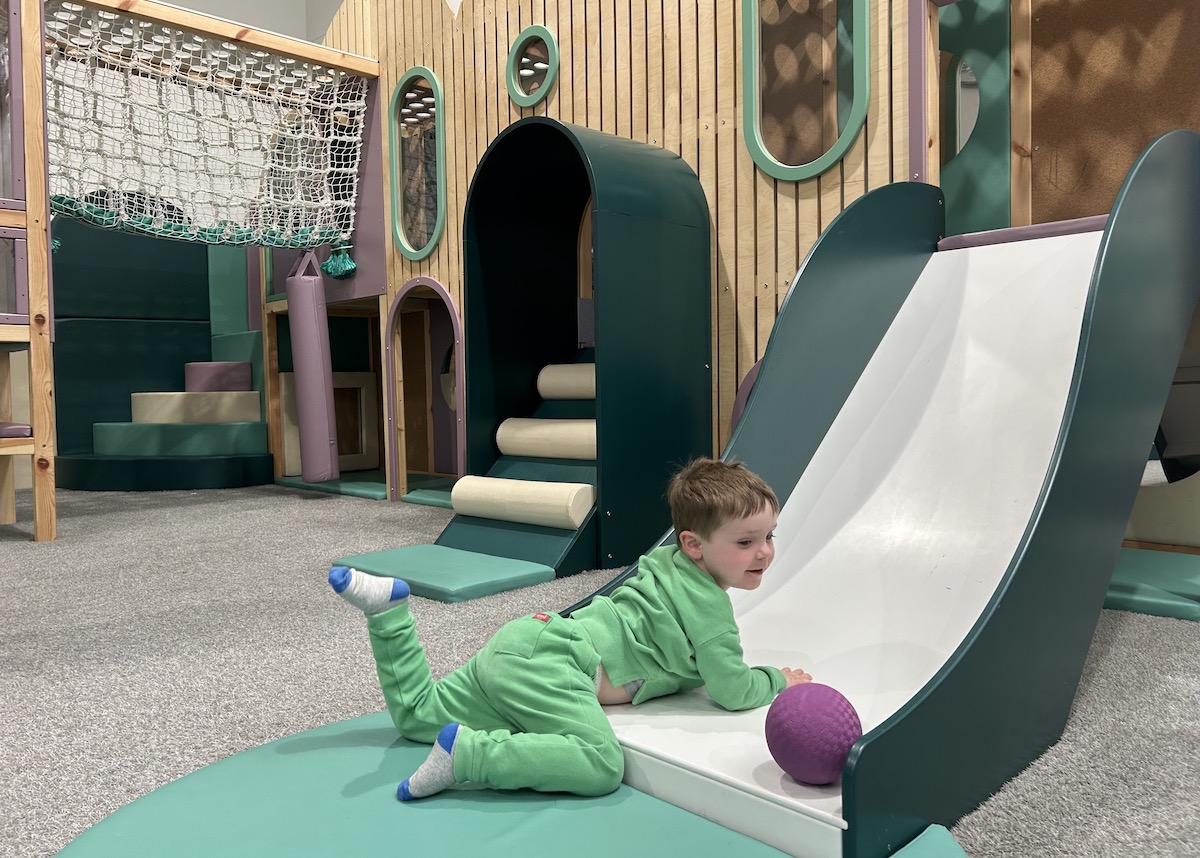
[451, 476, 595, 529]
[537, 363, 596, 400]
[285, 252, 339, 483]
[496, 418, 597, 460]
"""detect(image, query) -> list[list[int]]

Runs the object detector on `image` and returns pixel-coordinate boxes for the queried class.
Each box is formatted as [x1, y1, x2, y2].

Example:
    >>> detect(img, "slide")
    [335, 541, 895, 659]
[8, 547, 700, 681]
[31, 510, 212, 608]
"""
[581, 130, 1200, 858]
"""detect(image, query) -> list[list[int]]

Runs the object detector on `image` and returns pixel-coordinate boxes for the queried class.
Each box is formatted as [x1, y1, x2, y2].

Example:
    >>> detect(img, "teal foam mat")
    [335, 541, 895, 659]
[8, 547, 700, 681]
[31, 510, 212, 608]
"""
[277, 469, 387, 500]
[401, 473, 455, 509]
[1107, 547, 1200, 621]
[335, 544, 554, 602]
[58, 711, 789, 858]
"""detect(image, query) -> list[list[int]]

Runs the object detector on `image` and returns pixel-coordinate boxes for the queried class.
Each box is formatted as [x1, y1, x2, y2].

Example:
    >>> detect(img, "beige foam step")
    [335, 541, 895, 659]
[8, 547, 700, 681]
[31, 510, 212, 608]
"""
[496, 417, 596, 460]
[130, 391, 261, 424]
[451, 475, 595, 530]
[537, 363, 596, 400]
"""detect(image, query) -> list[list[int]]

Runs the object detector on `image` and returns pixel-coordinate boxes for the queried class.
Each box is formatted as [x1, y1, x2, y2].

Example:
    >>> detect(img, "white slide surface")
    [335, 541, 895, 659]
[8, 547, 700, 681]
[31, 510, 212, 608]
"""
[605, 230, 1104, 858]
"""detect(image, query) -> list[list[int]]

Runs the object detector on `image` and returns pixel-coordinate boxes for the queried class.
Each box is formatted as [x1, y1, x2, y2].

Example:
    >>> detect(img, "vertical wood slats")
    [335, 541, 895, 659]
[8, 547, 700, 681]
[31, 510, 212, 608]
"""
[323, 0, 919, 454]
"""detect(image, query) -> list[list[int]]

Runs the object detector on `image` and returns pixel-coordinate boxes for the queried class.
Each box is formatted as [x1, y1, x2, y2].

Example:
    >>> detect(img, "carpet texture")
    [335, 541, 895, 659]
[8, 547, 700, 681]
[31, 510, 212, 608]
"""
[1, 486, 1197, 857]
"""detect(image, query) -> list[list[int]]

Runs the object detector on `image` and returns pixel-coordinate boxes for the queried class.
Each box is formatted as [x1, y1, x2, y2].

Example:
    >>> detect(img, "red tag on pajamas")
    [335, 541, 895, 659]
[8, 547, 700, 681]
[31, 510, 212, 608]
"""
[533, 613, 551, 622]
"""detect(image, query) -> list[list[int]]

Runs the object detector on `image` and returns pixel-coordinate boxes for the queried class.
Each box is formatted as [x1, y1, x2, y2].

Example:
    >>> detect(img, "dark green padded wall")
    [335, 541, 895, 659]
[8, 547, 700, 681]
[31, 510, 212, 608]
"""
[52, 218, 209, 320]
[55, 319, 213, 455]
[276, 315, 374, 374]
[208, 246, 249, 336]
[51, 220, 213, 456]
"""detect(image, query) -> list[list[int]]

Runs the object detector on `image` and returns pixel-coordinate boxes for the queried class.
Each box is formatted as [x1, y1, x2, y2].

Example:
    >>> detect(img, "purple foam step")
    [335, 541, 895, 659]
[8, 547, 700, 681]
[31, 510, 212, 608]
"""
[185, 361, 253, 392]
[0, 422, 32, 438]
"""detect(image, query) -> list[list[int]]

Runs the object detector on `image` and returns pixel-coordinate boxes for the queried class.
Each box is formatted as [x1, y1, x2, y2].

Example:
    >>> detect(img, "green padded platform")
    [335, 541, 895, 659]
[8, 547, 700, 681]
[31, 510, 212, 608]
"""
[401, 473, 455, 509]
[57, 453, 274, 491]
[893, 825, 969, 857]
[1106, 548, 1200, 621]
[57, 711, 789, 858]
[92, 422, 268, 456]
[334, 544, 555, 603]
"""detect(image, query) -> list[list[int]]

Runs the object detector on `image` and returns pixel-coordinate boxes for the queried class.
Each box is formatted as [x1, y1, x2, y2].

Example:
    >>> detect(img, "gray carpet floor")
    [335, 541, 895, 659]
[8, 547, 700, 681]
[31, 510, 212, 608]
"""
[2, 486, 1197, 857]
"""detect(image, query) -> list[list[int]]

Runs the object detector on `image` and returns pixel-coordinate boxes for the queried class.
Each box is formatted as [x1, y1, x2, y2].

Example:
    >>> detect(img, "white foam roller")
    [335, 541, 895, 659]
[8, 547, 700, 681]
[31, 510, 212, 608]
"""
[496, 418, 597, 460]
[537, 363, 596, 400]
[451, 476, 596, 530]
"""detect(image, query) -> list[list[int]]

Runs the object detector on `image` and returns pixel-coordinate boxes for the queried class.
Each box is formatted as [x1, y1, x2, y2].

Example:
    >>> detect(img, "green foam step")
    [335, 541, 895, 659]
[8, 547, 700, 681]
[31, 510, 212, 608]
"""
[92, 422, 267, 457]
[57, 711, 788, 858]
[1106, 548, 1200, 622]
[334, 544, 554, 603]
[57, 453, 274, 492]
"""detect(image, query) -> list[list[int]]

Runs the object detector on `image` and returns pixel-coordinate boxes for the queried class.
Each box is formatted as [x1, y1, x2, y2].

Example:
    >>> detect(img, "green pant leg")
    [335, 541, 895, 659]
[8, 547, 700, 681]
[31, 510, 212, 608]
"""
[453, 614, 624, 796]
[367, 601, 509, 743]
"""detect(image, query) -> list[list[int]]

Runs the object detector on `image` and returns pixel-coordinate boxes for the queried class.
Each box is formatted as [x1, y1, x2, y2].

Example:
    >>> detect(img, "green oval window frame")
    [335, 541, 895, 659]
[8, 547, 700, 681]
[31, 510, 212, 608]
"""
[741, 0, 871, 181]
[389, 66, 446, 261]
[506, 25, 559, 108]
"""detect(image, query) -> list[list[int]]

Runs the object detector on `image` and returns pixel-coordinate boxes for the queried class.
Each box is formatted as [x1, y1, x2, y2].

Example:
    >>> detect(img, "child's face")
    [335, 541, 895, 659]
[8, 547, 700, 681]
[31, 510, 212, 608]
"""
[679, 503, 777, 591]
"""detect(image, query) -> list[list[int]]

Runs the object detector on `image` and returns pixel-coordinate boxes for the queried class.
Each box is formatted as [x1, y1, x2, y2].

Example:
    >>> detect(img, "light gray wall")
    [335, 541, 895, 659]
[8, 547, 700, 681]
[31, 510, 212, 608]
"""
[171, 0, 343, 44]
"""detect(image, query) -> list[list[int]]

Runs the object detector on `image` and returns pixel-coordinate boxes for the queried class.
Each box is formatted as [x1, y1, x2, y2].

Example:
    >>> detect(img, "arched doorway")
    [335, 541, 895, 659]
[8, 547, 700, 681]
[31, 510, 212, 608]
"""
[384, 277, 464, 502]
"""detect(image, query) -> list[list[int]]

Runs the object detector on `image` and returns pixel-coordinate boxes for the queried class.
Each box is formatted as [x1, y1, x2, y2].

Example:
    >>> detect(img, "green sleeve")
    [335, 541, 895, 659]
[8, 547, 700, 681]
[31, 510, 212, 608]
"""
[694, 630, 787, 711]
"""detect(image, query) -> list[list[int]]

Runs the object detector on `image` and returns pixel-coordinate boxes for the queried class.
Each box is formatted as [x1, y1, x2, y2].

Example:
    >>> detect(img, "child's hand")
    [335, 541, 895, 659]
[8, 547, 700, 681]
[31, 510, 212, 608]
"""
[781, 667, 813, 687]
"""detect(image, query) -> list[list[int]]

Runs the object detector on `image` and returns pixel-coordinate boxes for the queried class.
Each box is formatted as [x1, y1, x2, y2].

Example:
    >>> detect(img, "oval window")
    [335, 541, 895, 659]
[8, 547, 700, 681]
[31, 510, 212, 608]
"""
[743, 0, 870, 181]
[506, 26, 559, 108]
[389, 67, 445, 260]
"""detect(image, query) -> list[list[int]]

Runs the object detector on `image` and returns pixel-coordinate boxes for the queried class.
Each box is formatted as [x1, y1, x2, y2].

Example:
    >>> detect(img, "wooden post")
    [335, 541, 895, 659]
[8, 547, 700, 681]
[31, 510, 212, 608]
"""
[20, 0, 56, 541]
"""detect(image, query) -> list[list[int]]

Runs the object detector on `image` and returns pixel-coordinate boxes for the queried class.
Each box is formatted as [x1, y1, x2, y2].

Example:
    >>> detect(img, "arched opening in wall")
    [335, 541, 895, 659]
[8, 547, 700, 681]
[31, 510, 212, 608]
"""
[386, 277, 463, 503]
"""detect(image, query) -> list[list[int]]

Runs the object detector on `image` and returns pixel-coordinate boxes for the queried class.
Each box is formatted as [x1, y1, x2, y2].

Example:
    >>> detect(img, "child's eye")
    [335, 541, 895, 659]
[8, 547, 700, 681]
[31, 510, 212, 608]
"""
[766, 532, 775, 541]
[738, 540, 752, 547]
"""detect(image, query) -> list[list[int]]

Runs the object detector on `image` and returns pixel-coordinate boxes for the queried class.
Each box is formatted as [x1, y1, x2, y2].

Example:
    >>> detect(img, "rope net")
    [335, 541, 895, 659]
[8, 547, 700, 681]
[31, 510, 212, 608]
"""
[43, 0, 367, 251]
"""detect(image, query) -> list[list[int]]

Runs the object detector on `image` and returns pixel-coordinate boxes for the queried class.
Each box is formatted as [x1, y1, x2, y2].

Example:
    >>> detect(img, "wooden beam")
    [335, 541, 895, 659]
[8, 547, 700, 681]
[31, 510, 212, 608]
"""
[73, 0, 380, 78]
[0, 325, 31, 343]
[0, 209, 26, 230]
[1010, 0, 1033, 226]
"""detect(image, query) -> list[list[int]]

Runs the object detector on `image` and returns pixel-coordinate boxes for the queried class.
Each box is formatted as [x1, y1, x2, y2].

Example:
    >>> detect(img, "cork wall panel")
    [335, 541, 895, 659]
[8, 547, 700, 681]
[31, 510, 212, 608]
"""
[1030, 0, 1200, 222]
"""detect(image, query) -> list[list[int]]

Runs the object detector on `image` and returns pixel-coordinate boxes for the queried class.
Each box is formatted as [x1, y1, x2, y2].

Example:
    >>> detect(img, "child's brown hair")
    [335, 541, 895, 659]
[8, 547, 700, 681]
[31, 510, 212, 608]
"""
[667, 458, 779, 540]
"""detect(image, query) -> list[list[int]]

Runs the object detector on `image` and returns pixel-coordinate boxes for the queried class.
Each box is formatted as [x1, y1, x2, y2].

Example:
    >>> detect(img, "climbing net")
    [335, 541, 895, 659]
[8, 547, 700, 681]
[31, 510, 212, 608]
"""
[42, 0, 367, 251]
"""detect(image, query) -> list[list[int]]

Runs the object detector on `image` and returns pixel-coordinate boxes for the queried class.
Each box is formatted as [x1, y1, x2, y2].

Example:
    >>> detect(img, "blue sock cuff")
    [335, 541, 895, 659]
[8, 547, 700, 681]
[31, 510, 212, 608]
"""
[390, 578, 411, 601]
[328, 566, 351, 593]
[436, 723, 460, 754]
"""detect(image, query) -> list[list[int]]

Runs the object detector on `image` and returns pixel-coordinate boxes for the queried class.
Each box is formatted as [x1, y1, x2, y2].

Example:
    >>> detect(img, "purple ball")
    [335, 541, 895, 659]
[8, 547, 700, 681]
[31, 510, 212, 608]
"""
[765, 683, 862, 786]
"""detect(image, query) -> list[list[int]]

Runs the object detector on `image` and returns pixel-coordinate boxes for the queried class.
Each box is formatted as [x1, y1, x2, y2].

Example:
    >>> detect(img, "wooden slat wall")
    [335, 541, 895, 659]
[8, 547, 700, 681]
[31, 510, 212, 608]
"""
[323, 0, 921, 454]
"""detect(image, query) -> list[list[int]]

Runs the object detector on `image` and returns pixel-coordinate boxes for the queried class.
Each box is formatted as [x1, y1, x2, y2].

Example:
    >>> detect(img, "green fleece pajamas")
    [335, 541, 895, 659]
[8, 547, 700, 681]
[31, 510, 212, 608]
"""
[367, 603, 624, 796]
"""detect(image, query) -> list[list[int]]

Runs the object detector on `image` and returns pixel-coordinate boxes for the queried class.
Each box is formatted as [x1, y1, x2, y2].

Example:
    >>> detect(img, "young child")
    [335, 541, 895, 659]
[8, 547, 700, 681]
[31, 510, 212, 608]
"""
[328, 457, 811, 801]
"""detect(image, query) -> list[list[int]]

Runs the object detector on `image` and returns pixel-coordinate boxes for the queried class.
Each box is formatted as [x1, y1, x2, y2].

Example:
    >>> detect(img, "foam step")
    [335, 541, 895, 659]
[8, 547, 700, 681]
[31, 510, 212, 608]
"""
[0, 422, 31, 438]
[185, 361, 253, 392]
[131, 391, 261, 424]
[334, 544, 555, 603]
[56, 453, 274, 491]
[496, 417, 596, 460]
[451, 475, 595, 530]
[93, 421, 268, 456]
[537, 363, 596, 400]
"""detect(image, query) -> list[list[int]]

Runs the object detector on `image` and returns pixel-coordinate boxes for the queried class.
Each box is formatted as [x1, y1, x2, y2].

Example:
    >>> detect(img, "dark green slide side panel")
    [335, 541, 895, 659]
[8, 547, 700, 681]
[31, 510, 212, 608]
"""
[727, 183, 943, 507]
[843, 130, 1200, 858]
[565, 182, 943, 609]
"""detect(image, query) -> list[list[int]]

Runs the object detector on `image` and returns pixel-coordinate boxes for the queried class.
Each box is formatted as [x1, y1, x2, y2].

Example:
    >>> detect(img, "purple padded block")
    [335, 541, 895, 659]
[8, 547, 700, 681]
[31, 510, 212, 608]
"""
[285, 252, 339, 483]
[185, 361, 253, 392]
[0, 422, 32, 438]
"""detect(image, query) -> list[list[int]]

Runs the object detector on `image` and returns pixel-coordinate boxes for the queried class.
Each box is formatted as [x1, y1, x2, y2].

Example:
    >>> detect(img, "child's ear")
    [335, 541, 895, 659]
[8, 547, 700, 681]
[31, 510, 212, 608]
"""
[678, 530, 704, 561]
